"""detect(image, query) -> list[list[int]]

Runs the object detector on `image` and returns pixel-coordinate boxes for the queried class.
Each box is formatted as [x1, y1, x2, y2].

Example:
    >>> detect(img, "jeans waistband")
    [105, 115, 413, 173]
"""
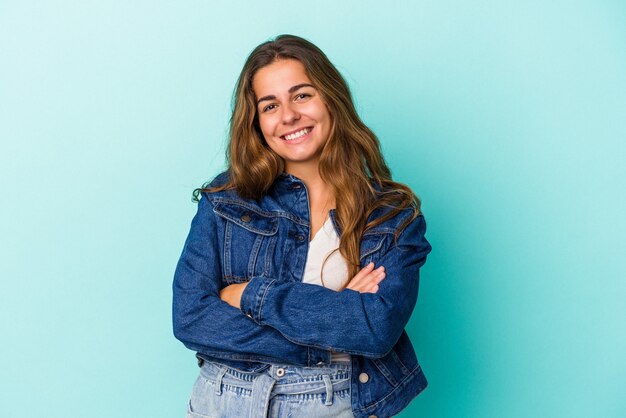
[199, 360, 351, 418]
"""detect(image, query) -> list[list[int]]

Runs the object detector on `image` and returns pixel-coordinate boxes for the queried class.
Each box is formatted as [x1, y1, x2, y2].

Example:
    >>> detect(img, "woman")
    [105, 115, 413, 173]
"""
[173, 34, 432, 418]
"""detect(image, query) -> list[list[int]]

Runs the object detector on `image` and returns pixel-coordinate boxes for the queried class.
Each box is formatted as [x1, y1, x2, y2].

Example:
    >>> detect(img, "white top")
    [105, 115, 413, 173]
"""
[302, 215, 351, 363]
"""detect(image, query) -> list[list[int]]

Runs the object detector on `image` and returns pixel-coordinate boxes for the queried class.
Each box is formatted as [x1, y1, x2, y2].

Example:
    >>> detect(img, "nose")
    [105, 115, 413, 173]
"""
[281, 102, 300, 124]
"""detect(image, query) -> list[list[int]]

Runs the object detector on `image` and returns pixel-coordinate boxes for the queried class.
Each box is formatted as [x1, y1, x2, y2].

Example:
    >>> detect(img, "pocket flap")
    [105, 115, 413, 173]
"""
[213, 203, 278, 236]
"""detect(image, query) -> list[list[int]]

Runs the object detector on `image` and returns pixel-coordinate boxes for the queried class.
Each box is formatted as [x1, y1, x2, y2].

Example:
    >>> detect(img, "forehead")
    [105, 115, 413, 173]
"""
[252, 59, 312, 96]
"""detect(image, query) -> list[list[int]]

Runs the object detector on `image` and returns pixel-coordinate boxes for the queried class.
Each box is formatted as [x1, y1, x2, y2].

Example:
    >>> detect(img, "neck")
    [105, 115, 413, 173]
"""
[285, 161, 321, 191]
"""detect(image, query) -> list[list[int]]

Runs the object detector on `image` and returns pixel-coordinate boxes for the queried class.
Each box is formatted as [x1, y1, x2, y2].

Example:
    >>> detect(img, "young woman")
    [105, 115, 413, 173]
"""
[173, 34, 432, 418]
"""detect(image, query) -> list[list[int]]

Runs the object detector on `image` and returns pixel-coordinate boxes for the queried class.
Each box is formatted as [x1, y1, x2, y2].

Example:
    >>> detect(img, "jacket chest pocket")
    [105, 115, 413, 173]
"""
[213, 203, 278, 284]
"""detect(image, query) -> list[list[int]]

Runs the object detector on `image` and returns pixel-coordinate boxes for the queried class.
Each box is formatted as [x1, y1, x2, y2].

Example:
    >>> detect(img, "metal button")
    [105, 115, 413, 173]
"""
[316, 361, 325, 366]
[296, 235, 305, 241]
[293, 184, 302, 189]
[246, 313, 252, 319]
[241, 214, 251, 222]
[359, 372, 369, 383]
[368, 415, 377, 418]
[276, 367, 285, 377]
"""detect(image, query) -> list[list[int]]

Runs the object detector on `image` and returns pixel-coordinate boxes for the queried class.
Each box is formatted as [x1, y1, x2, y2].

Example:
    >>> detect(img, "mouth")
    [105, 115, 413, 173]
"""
[281, 127, 313, 141]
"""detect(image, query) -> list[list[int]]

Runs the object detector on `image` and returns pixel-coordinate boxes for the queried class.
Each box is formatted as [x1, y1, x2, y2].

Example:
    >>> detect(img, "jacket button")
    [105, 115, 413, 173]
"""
[359, 372, 369, 383]
[316, 361, 325, 366]
[241, 214, 251, 222]
[368, 416, 377, 418]
[276, 367, 285, 377]
[296, 235, 305, 241]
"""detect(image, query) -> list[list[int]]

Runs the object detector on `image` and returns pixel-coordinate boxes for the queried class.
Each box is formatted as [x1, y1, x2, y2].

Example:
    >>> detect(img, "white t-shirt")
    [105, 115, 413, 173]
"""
[302, 215, 352, 363]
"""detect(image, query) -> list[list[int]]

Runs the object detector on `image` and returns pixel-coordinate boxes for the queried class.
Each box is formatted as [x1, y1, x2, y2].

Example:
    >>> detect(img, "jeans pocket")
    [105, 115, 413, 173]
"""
[187, 374, 214, 417]
[187, 398, 215, 418]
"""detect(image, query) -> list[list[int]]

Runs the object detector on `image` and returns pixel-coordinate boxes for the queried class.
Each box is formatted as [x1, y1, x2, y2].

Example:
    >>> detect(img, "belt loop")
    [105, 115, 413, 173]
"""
[214, 366, 227, 396]
[322, 374, 333, 406]
[249, 374, 277, 418]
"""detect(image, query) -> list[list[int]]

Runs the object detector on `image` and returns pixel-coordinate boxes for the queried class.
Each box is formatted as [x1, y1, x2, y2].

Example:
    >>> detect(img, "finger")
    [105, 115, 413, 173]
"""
[346, 262, 375, 288]
[359, 283, 380, 294]
[350, 271, 385, 293]
[353, 262, 375, 280]
[362, 267, 385, 283]
[363, 271, 386, 291]
[373, 270, 386, 284]
[349, 267, 384, 289]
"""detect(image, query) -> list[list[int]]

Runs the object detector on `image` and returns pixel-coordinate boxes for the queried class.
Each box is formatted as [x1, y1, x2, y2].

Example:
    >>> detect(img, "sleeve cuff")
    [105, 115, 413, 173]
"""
[240, 277, 276, 324]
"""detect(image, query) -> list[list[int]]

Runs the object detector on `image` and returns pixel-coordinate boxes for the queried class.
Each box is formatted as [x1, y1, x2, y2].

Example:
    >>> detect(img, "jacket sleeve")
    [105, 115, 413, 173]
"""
[172, 192, 331, 366]
[240, 213, 432, 358]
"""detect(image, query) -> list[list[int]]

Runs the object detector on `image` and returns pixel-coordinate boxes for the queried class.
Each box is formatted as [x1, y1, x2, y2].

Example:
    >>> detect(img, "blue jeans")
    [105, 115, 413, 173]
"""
[187, 359, 355, 418]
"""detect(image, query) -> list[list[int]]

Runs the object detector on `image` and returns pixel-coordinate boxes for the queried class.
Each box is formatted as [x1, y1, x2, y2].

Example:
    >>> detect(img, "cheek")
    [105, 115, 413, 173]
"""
[314, 108, 332, 135]
[258, 116, 277, 139]
[312, 104, 331, 126]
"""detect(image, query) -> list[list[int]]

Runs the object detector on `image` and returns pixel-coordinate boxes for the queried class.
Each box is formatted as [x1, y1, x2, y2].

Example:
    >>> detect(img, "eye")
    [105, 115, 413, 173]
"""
[261, 104, 277, 112]
[295, 93, 311, 101]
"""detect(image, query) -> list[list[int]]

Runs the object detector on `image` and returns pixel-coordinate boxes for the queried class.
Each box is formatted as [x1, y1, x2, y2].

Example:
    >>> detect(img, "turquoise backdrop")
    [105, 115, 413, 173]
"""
[1, 1, 624, 417]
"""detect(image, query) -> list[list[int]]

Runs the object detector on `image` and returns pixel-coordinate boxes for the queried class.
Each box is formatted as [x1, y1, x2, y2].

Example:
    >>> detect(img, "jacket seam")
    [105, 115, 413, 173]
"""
[360, 237, 385, 259]
[256, 279, 276, 324]
[276, 334, 385, 358]
[390, 349, 411, 376]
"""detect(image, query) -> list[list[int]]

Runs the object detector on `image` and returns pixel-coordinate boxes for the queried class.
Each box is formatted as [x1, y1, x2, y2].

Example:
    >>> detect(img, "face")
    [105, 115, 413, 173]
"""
[252, 59, 332, 173]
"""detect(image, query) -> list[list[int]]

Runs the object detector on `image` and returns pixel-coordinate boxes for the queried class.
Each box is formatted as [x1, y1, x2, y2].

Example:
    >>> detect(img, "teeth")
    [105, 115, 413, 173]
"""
[284, 128, 311, 141]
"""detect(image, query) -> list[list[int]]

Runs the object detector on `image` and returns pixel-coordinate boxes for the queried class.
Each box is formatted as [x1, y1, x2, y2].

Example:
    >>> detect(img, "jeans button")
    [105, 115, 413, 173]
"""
[276, 367, 285, 377]
[241, 214, 251, 222]
[359, 372, 369, 383]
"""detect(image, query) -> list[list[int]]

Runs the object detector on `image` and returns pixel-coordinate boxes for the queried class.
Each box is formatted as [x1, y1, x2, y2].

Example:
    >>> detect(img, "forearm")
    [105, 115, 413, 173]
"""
[173, 285, 330, 366]
[172, 192, 331, 366]
[240, 273, 419, 358]
[239, 215, 431, 358]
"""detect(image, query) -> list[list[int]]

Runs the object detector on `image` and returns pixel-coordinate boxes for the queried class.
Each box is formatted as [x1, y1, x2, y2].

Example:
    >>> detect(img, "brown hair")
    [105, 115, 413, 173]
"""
[196, 34, 421, 277]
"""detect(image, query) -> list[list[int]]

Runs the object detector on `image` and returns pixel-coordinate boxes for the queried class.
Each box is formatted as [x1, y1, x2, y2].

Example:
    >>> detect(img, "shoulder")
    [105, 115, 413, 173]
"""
[198, 171, 272, 213]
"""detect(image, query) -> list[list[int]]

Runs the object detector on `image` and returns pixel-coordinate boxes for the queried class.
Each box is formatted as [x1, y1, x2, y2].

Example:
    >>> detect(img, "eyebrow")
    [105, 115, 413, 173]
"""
[256, 83, 315, 105]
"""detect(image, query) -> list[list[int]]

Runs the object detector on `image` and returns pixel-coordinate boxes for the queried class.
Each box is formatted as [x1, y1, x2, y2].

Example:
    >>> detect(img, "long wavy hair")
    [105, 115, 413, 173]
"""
[196, 34, 421, 277]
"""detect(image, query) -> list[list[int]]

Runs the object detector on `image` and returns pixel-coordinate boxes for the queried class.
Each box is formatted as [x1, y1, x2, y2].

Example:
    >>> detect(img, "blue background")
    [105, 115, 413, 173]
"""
[1, 1, 625, 417]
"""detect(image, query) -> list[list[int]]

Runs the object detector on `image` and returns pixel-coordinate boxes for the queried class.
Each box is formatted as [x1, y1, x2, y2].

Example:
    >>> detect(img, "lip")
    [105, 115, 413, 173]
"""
[280, 126, 314, 140]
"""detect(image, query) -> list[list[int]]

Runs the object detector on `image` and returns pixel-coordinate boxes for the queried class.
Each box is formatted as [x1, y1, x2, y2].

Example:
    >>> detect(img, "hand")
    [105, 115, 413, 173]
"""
[219, 282, 249, 309]
[345, 262, 386, 293]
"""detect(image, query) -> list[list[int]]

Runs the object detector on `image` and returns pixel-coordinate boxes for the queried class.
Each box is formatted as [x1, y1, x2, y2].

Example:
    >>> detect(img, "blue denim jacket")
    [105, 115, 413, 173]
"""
[172, 171, 432, 418]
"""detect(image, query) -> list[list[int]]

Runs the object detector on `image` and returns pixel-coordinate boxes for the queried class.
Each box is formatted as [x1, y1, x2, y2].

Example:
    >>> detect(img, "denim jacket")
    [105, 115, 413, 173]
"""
[172, 171, 432, 418]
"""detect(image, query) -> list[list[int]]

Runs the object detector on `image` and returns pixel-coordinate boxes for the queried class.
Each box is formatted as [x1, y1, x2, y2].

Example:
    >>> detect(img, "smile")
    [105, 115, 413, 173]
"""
[282, 127, 312, 141]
